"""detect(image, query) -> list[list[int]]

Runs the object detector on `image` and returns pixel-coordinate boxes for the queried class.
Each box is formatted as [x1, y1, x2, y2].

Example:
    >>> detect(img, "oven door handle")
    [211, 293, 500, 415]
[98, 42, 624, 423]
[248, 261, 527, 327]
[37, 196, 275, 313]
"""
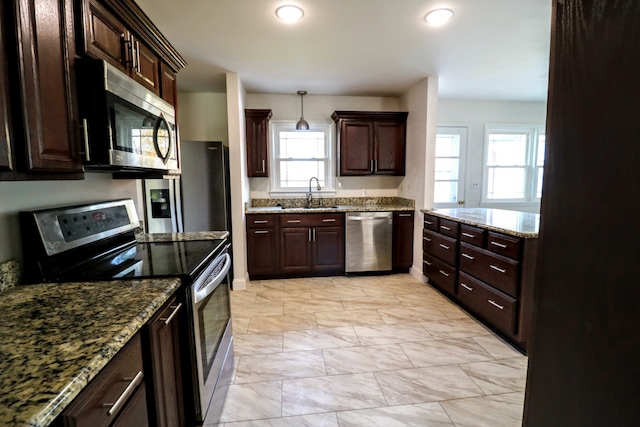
[194, 253, 231, 304]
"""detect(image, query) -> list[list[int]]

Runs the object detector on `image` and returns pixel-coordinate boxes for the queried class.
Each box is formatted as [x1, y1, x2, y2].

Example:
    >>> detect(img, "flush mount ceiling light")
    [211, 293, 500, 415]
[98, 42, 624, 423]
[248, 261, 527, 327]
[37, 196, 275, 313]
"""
[276, 5, 304, 23]
[296, 90, 310, 131]
[424, 8, 454, 26]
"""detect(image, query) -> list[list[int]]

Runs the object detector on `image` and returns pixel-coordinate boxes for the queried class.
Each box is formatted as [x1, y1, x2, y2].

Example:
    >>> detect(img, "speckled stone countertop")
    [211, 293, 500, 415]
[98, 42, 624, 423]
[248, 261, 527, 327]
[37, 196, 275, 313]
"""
[0, 278, 181, 427]
[422, 207, 540, 238]
[0, 260, 20, 292]
[247, 197, 415, 214]
[136, 231, 230, 243]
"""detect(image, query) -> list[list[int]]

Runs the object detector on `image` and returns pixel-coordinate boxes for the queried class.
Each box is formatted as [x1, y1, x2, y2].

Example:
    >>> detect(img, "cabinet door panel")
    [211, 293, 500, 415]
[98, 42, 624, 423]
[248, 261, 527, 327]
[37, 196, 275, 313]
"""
[247, 228, 278, 277]
[245, 109, 271, 177]
[340, 121, 373, 175]
[313, 226, 345, 274]
[83, 0, 128, 72]
[0, 2, 13, 173]
[147, 297, 184, 427]
[16, 0, 82, 172]
[374, 121, 405, 175]
[132, 38, 160, 95]
[112, 386, 149, 427]
[280, 227, 312, 275]
[160, 62, 177, 106]
[393, 212, 414, 271]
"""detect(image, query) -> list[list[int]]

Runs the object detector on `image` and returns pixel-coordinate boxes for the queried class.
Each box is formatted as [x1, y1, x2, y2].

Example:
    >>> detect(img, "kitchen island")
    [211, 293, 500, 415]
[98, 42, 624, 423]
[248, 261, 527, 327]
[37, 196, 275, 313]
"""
[421, 207, 539, 352]
[0, 278, 180, 426]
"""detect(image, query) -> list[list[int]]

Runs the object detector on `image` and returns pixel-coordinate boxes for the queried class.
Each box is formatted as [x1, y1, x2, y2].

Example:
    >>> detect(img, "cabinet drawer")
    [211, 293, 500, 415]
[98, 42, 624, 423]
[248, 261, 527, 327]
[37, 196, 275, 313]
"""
[487, 232, 521, 259]
[247, 214, 276, 228]
[62, 334, 145, 427]
[438, 218, 459, 238]
[458, 272, 517, 335]
[280, 213, 344, 227]
[423, 214, 438, 231]
[424, 230, 457, 266]
[459, 242, 519, 297]
[460, 224, 486, 247]
[423, 253, 457, 295]
[422, 229, 434, 253]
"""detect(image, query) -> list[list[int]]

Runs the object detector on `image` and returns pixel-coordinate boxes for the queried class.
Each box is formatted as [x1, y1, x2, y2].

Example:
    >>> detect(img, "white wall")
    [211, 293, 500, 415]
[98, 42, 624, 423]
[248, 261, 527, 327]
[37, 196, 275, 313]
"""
[438, 99, 547, 213]
[0, 174, 140, 264]
[399, 77, 439, 280]
[177, 92, 229, 143]
[246, 93, 404, 198]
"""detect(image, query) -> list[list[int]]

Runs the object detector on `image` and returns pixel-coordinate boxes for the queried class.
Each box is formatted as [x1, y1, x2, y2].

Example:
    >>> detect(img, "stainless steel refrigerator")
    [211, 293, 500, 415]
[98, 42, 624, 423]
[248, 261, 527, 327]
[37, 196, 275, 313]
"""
[180, 141, 232, 233]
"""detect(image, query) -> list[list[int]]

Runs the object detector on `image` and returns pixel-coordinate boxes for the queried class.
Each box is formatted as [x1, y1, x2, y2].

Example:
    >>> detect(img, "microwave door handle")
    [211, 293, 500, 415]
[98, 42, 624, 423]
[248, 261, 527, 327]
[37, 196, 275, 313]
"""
[154, 114, 172, 164]
[194, 254, 231, 304]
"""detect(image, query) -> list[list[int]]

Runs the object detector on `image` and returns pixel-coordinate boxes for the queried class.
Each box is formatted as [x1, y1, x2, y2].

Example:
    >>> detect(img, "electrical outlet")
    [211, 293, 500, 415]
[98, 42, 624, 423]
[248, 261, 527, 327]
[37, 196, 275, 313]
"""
[471, 181, 480, 190]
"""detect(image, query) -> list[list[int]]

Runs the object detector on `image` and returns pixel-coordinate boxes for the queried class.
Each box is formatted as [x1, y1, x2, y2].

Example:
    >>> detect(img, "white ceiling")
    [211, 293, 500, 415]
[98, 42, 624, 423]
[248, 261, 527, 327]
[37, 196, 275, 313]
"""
[135, 0, 552, 101]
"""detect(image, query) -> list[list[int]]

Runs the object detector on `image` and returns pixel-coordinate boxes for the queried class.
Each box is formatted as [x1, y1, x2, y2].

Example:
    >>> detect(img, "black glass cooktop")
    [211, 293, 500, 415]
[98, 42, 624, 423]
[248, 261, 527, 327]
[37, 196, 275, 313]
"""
[57, 239, 226, 282]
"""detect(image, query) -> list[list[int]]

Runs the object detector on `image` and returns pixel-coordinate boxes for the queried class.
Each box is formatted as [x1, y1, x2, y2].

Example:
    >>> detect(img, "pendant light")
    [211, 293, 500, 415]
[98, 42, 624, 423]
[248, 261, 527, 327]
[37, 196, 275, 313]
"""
[296, 90, 310, 131]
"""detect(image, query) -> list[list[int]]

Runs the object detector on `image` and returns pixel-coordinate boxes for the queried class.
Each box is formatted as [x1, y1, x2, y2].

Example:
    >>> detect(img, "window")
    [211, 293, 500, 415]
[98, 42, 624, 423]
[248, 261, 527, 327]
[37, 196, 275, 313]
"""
[483, 125, 545, 203]
[270, 122, 334, 193]
[434, 126, 468, 207]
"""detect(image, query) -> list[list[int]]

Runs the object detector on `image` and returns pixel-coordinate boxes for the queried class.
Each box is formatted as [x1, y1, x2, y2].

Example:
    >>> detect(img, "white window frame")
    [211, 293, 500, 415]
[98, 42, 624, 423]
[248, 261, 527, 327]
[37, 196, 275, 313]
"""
[269, 121, 335, 195]
[434, 125, 469, 209]
[482, 124, 545, 205]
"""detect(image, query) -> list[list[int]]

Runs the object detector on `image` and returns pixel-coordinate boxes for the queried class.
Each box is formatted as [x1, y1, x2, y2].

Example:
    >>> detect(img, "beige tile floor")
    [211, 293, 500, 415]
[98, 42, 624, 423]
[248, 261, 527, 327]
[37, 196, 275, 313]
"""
[216, 274, 527, 427]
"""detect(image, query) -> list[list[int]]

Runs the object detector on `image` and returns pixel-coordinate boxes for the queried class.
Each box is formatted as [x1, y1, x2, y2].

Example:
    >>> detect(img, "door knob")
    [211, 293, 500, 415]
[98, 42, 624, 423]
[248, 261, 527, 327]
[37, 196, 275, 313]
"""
[458, 200, 465, 204]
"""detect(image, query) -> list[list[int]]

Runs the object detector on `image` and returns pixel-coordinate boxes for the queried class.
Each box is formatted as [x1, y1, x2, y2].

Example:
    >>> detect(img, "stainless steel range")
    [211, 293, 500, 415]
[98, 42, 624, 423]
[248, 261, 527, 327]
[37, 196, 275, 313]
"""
[19, 199, 233, 426]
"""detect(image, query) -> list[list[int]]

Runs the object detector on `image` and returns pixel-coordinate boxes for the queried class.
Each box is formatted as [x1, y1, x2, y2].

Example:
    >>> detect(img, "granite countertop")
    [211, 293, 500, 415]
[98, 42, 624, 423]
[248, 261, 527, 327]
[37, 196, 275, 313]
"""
[0, 278, 181, 427]
[422, 207, 540, 238]
[246, 196, 415, 214]
[136, 230, 230, 243]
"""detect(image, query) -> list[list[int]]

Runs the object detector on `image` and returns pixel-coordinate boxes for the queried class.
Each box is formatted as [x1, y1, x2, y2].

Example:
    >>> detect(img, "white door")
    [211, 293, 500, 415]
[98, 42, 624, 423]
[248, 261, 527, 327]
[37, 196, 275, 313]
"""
[434, 126, 468, 208]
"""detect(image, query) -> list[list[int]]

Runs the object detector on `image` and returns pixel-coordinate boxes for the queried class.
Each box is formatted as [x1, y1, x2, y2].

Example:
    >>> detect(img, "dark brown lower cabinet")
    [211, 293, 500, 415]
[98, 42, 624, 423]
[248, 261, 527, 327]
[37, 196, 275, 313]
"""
[279, 213, 345, 277]
[246, 214, 279, 279]
[143, 295, 184, 427]
[392, 211, 414, 271]
[60, 333, 148, 427]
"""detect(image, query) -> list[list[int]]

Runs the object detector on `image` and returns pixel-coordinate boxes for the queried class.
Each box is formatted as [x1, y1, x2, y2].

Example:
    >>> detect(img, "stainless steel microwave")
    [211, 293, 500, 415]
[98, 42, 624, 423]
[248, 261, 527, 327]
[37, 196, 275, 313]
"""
[77, 59, 178, 172]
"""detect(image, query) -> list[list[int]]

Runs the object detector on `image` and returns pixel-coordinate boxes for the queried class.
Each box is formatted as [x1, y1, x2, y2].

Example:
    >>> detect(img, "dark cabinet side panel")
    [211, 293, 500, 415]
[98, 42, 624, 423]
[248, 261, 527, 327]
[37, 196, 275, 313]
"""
[0, 0, 14, 173]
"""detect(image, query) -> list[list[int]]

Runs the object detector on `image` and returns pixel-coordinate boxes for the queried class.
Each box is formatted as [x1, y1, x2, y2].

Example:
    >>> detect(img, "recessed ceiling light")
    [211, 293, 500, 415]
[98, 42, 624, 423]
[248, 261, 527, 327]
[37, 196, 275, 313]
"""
[424, 8, 454, 26]
[276, 5, 304, 23]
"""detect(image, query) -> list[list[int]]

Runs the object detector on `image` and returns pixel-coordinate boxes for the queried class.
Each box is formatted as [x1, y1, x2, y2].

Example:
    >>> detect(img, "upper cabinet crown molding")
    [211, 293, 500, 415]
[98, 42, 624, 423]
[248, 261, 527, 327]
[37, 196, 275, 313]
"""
[97, 0, 186, 73]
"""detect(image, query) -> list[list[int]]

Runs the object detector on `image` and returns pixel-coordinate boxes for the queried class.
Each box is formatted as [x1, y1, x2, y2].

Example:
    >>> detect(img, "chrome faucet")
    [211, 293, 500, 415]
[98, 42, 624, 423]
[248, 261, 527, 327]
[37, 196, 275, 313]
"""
[307, 177, 321, 207]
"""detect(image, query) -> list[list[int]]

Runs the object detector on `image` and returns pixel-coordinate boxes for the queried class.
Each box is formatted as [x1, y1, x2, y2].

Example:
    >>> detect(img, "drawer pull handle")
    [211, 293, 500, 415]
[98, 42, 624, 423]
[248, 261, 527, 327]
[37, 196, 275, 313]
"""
[488, 300, 505, 310]
[490, 264, 507, 274]
[103, 371, 144, 416]
[425, 220, 433, 225]
[439, 243, 450, 250]
[287, 220, 301, 223]
[399, 213, 412, 217]
[424, 237, 432, 242]
[441, 225, 451, 230]
[462, 253, 475, 260]
[254, 230, 269, 234]
[322, 219, 336, 222]
[490, 241, 508, 248]
[160, 303, 182, 326]
[253, 220, 268, 224]
[424, 260, 432, 266]
[460, 283, 473, 291]
[439, 270, 450, 277]
[462, 232, 475, 238]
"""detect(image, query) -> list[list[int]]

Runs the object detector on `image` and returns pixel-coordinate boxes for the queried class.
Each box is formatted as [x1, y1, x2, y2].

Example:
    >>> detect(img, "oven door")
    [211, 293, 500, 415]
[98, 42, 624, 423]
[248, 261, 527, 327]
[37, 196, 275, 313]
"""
[190, 248, 232, 421]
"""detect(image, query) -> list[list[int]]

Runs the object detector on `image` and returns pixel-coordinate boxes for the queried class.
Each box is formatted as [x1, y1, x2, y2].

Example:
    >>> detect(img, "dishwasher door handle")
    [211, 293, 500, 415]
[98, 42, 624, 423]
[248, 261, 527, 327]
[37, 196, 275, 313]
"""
[347, 215, 391, 221]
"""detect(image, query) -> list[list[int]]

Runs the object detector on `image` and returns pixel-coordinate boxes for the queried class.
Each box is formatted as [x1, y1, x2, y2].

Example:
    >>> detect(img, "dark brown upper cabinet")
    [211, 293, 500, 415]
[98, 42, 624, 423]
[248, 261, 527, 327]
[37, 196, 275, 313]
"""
[245, 109, 272, 177]
[1, 0, 84, 180]
[332, 111, 408, 176]
[76, 0, 186, 103]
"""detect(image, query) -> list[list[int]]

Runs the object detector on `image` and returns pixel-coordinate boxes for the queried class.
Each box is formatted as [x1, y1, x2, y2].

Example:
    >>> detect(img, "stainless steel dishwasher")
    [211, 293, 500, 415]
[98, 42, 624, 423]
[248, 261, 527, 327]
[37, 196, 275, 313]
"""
[345, 211, 393, 273]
